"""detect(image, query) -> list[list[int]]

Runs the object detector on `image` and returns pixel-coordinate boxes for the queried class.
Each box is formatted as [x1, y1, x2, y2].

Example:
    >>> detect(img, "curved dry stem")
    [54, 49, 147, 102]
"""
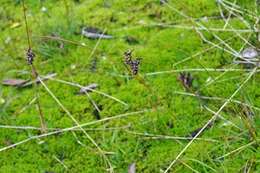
[0, 109, 151, 152]
[47, 77, 128, 106]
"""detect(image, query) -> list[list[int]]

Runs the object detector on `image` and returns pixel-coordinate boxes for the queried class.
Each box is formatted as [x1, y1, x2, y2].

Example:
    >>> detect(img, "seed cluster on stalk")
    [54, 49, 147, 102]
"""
[26, 48, 35, 65]
[123, 50, 141, 75]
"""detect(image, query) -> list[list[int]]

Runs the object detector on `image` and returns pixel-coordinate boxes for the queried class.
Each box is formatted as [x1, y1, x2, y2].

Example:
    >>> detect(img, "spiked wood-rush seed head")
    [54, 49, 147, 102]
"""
[26, 48, 35, 65]
[130, 58, 141, 75]
[123, 50, 141, 75]
[124, 50, 133, 65]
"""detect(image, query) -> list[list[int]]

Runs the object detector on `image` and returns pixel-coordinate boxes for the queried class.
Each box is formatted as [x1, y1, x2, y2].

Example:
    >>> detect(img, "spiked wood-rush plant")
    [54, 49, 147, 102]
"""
[123, 50, 161, 109]
[22, 0, 47, 133]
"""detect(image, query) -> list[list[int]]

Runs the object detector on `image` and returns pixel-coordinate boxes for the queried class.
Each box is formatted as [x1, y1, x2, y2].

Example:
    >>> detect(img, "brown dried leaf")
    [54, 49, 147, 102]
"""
[128, 163, 136, 173]
[22, 73, 57, 87]
[82, 27, 113, 39]
[2, 79, 28, 86]
[241, 47, 258, 59]
[2, 73, 56, 88]
[79, 83, 99, 94]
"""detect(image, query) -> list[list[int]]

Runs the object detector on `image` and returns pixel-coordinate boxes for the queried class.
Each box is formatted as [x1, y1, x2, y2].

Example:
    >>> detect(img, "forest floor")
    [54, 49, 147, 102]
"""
[0, 0, 259, 172]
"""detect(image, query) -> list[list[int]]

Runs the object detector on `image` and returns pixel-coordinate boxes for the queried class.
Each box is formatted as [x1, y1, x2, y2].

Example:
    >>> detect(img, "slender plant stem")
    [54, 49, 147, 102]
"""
[22, 0, 47, 133]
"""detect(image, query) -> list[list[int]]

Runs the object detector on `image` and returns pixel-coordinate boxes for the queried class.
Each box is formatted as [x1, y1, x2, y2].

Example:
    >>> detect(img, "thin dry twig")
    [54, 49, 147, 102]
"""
[215, 141, 256, 160]
[125, 130, 218, 142]
[48, 77, 128, 106]
[0, 109, 151, 152]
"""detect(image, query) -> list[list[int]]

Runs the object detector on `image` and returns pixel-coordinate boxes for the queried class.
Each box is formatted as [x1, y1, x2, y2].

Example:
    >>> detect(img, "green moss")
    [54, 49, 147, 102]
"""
[0, 0, 259, 172]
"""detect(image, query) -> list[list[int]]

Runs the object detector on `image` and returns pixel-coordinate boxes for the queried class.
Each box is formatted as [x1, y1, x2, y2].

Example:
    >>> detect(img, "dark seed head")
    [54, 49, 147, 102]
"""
[26, 48, 35, 65]
[124, 50, 133, 65]
[131, 59, 141, 75]
[123, 50, 141, 75]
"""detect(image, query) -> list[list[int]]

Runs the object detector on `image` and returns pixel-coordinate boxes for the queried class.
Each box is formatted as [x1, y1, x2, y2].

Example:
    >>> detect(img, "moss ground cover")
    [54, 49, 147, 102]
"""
[0, 0, 259, 172]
